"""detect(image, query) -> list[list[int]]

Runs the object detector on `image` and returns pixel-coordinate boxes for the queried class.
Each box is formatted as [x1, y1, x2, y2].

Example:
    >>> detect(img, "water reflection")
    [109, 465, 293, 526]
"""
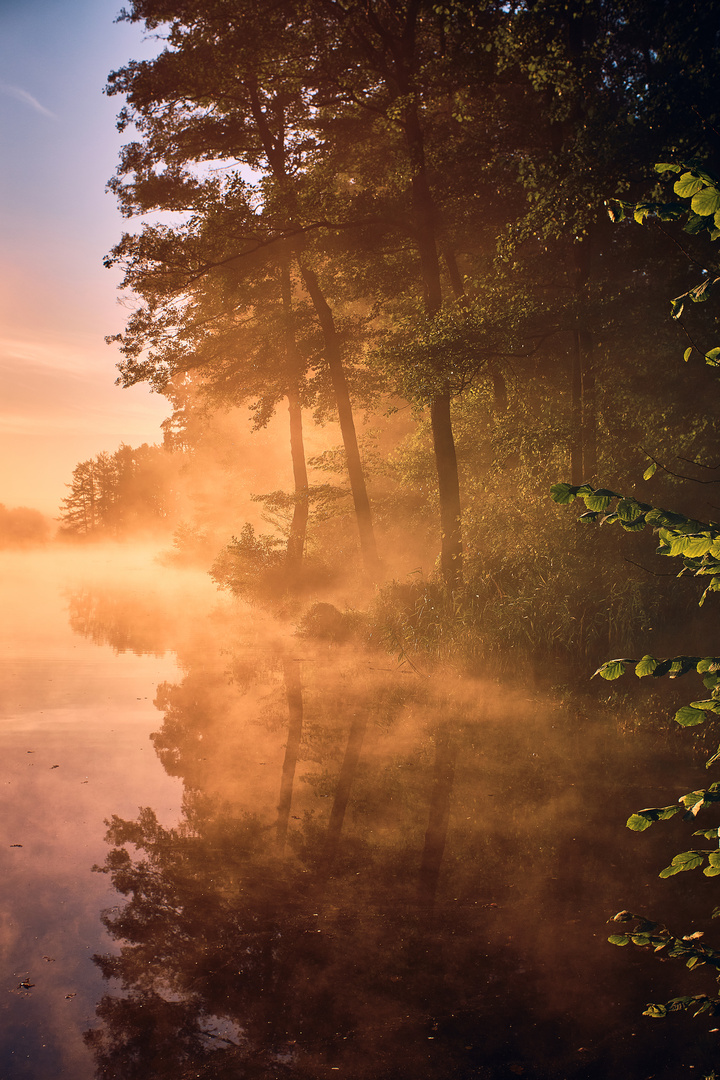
[67, 579, 720, 1079]
[0, 549, 197, 1080]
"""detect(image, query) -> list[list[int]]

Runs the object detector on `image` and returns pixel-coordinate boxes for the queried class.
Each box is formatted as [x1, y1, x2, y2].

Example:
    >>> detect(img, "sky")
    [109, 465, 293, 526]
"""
[0, 0, 171, 515]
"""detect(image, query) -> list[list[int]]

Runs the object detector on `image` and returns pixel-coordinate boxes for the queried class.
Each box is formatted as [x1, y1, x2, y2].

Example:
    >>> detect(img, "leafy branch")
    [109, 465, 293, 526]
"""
[551, 483, 720, 605]
[608, 912, 720, 1019]
[607, 161, 720, 368]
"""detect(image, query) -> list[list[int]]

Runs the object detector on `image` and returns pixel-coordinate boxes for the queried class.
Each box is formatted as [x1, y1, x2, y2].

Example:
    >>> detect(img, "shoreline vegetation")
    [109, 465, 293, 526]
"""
[7, 2, 720, 1062]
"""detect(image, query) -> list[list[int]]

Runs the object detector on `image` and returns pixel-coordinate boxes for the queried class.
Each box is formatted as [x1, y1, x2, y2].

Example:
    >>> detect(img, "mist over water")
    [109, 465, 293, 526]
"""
[0, 542, 717, 1078]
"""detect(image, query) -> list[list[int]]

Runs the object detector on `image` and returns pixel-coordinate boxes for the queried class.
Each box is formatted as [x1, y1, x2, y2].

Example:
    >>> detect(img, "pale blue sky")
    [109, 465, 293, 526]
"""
[0, 0, 170, 513]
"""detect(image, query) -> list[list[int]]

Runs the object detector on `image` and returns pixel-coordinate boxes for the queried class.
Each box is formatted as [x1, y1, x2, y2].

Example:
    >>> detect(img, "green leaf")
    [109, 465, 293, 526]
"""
[674, 173, 705, 198]
[627, 806, 680, 830]
[621, 518, 647, 532]
[667, 533, 695, 556]
[643, 1004, 668, 1018]
[689, 699, 720, 713]
[659, 851, 706, 877]
[700, 578, 720, 605]
[617, 498, 639, 520]
[704, 347, 720, 366]
[635, 655, 658, 677]
[593, 659, 631, 680]
[627, 813, 653, 832]
[583, 488, 620, 511]
[675, 705, 707, 727]
[654, 163, 682, 174]
[669, 996, 699, 1010]
[656, 203, 687, 221]
[683, 536, 714, 558]
[683, 347, 693, 362]
[669, 657, 700, 678]
[634, 203, 653, 224]
[691, 186, 720, 217]
[684, 212, 711, 235]
[670, 297, 685, 319]
[643, 462, 657, 479]
[550, 482, 575, 504]
[679, 789, 708, 810]
[648, 509, 690, 529]
[690, 278, 714, 302]
[583, 495, 612, 511]
[608, 934, 630, 946]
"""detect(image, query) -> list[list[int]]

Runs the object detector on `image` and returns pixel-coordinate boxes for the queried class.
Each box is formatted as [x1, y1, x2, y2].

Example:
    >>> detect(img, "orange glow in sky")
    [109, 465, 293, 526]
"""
[0, 0, 170, 516]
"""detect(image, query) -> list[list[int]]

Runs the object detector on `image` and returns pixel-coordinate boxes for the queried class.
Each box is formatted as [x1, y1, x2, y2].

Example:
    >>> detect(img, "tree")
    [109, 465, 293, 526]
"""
[551, 161, 720, 1026]
[106, 0, 382, 576]
[0, 504, 50, 547]
[58, 442, 179, 535]
[492, 0, 720, 485]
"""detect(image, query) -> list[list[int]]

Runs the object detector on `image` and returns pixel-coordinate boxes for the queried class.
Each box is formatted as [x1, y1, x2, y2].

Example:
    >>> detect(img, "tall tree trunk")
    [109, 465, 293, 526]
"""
[406, 101, 464, 587]
[418, 731, 458, 909]
[298, 263, 381, 578]
[276, 656, 304, 855]
[280, 260, 309, 575]
[286, 389, 308, 571]
[246, 91, 378, 575]
[430, 394, 463, 589]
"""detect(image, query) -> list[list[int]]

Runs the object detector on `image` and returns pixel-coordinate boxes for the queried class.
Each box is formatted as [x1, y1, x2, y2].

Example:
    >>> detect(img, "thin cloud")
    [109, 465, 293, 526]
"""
[0, 82, 55, 118]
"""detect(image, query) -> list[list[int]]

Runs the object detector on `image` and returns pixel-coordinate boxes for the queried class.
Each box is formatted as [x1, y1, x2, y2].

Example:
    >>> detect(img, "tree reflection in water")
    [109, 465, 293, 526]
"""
[68, 583, 718, 1079]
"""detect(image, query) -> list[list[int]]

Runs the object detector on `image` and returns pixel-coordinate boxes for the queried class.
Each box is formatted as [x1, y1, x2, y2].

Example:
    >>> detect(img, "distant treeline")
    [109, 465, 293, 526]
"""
[0, 504, 50, 548]
[58, 443, 182, 536]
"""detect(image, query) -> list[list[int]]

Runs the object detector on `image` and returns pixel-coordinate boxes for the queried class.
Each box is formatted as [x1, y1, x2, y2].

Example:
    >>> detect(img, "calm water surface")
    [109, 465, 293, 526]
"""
[1, 546, 718, 1079]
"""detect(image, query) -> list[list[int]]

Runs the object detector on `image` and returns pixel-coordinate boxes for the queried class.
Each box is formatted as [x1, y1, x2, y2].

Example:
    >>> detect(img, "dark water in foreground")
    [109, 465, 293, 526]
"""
[1, 546, 719, 1079]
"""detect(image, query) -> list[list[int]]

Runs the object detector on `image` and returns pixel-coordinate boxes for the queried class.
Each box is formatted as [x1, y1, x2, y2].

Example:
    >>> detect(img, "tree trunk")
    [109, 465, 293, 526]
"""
[430, 394, 463, 589]
[280, 261, 309, 576]
[276, 657, 304, 854]
[246, 94, 377, 575]
[286, 389, 309, 571]
[406, 101, 464, 586]
[298, 262, 381, 578]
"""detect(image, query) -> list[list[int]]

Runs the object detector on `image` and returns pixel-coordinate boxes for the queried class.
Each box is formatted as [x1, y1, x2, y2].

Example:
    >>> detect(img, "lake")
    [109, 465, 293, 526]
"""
[1, 545, 718, 1079]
